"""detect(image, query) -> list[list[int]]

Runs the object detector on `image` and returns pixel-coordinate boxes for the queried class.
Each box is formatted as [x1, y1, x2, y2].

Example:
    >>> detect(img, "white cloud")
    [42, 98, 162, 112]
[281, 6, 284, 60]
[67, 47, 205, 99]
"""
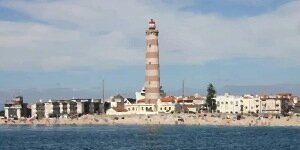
[0, 0, 300, 71]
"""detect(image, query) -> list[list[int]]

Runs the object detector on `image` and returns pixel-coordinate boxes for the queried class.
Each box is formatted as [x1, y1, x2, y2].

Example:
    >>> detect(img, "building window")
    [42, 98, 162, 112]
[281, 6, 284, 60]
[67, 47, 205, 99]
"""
[141, 107, 144, 110]
[128, 108, 130, 111]
[169, 107, 171, 110]
[225, 102, 228, 104]
[160, 108, 162, 110]
[149, 44, 151, 48]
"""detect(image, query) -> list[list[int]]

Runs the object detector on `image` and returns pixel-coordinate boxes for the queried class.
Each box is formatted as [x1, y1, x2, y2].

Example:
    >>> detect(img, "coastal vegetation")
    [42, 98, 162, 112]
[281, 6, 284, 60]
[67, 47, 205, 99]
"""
[0, 111, 4, 116]
[206, 83, 217, 112]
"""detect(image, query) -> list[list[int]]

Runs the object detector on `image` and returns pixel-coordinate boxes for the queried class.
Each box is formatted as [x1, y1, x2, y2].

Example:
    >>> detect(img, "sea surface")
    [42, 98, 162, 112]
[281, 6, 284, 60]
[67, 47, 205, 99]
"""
[0, 125, 299, 150]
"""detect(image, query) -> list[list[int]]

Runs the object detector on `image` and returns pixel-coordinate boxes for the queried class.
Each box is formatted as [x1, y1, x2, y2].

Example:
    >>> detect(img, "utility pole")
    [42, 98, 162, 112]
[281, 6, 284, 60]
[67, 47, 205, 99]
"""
[102, 80, 105, 114]
[182, 80, 185, 98]
[182, 80, 185, 113]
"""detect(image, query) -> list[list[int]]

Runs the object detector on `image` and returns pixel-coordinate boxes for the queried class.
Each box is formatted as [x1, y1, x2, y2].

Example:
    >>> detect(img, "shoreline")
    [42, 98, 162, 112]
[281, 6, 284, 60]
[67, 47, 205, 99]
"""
[1, 123, 300, 128]
[1, 114, 300, 127]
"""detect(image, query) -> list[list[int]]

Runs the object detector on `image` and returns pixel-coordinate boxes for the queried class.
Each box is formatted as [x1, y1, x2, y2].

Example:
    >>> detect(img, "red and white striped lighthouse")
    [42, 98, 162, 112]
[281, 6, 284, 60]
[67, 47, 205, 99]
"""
[145, 19, 160, 104]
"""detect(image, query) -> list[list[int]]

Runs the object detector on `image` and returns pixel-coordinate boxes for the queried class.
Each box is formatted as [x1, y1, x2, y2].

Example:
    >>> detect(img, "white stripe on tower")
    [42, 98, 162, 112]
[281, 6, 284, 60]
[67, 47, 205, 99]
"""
[145, 19, 160, 104]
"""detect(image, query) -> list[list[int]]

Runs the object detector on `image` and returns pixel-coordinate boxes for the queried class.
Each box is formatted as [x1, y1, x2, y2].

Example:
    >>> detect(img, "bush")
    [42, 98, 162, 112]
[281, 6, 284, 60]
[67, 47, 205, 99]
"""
[0, 111, 4, 116]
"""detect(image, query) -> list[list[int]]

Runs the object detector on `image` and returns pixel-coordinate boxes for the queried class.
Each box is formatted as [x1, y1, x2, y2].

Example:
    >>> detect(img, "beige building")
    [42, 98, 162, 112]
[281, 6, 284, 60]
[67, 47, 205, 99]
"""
[4, 96, 30, 119]
[240, 94, 260, 114]
[31, 98, 103, 119]
[107, 96, 175, 115]
[125, 103, 157, 115]
[260, 95, 281, 114]
[177, 96, 206, 113]
[157, 96, 176, 113]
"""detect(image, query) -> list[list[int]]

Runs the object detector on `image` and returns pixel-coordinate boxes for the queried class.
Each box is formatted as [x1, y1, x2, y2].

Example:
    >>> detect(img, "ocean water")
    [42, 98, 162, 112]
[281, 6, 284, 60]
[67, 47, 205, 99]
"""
[0, 125, 299, 150]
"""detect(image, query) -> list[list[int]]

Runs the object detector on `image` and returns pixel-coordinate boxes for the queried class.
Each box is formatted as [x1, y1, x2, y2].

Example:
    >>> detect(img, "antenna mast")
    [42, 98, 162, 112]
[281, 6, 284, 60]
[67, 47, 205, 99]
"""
[102, 80, 105, 114]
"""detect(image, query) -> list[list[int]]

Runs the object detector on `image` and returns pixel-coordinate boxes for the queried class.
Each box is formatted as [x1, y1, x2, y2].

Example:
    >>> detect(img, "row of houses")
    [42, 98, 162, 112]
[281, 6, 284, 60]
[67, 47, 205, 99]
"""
[216, 93, 299, 114]
[4, 96, 107, 119]
[3, 92, 300, 119]
[105, 94, 207, 115]
[106, 93, 300, 115]
[31, 98, 105, 119]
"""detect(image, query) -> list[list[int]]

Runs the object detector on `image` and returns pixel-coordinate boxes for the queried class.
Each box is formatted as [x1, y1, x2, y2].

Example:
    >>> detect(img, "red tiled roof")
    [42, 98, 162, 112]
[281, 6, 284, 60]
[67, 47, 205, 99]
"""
[137, 99, 145, 103]
[194, 97, 205, 100]
[160, 96, 175, 103]
[177, 99, 193, 103]
[112, 107, 127, 112]
[276, 93, 292, 96]
[243, 97, 252, 99]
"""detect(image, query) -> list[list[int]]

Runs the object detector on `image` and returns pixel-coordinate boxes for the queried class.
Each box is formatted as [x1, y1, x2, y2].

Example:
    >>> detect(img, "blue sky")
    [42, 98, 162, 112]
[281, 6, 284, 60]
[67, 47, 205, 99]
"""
[0, 0, 300, 101]
[181, 0, 292, 17]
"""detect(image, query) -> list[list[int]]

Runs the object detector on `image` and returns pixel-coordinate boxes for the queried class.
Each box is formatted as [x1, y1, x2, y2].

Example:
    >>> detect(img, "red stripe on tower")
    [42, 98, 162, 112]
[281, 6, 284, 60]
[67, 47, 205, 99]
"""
[145, 19, 160, 104]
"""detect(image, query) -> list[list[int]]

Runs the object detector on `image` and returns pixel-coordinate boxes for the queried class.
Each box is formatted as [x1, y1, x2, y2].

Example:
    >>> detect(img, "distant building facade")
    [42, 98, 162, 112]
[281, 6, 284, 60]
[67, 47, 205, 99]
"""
[157, 96, 176, 113]
[4, 96, 31, 119]
[215, 93, 298, 115]
[240, 94, 261, 114]
[31, 98, 103, 119]
[260, 95, 282, 114]
[294, 102, 300, 114]
[177, 95, 206, 113]
[216, 93, 242, 114]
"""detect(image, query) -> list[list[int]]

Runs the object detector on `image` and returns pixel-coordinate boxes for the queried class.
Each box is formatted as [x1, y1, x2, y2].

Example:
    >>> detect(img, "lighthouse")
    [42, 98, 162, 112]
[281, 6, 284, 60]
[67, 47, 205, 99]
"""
[145, 19, 160, 104]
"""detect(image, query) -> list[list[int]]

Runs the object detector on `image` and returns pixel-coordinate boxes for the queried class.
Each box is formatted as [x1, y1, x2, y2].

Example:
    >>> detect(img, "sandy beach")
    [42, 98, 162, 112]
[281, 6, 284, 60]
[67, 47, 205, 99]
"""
[1, 114, 300, 127]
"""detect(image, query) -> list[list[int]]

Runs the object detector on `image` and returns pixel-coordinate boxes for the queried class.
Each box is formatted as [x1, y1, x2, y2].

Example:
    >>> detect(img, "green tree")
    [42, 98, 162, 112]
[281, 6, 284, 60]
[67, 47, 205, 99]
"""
[0, 110, 4, 116]
[206, 83, 217, 112]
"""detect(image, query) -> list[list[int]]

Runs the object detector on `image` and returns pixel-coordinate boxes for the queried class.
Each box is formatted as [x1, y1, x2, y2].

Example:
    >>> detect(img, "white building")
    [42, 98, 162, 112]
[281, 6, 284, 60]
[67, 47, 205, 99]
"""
[216, 93, 289, 114]
[216, 93, 242, 114]
[135, 87, 146, 102]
